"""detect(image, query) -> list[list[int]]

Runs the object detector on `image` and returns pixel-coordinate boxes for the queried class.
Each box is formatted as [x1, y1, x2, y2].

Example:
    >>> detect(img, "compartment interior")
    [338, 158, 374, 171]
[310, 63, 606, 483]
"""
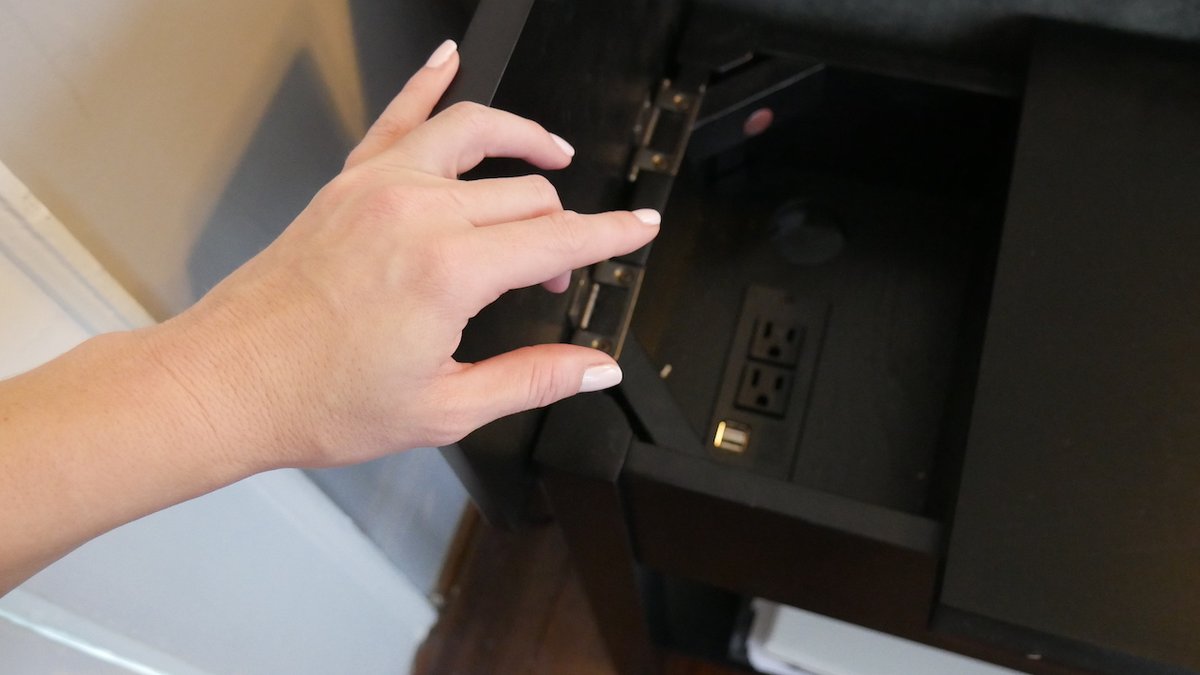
[631, 65, 1020, 520]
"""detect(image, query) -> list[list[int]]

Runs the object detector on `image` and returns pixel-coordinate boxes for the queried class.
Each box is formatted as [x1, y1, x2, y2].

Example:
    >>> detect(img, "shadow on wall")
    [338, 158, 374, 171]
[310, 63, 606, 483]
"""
[187, 51, 352, 297]
[187, 0, 481, 295]
[348, 0, 479, 118]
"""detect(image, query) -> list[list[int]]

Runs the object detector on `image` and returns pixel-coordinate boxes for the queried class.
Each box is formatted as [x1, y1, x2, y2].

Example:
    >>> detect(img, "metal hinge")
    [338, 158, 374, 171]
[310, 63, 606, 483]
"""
[567, 79, 705, 360]
[567, 260, 644, 358]
[628, 79, 706, 181]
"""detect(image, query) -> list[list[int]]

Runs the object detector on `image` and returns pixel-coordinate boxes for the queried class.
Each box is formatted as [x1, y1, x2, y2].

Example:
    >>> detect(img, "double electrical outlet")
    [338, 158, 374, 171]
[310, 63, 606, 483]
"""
[737, 314, 805, 416]
[710, 285, 826, 477]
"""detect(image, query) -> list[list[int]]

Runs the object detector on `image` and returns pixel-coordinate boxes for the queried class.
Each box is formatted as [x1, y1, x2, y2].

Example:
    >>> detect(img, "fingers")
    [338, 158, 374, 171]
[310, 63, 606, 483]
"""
[448, 175, 575, 293]
[543, 272, 572, 294]
[392, 102, 574, 178]
[345, 40, 460, 169]
[441, 344, 623, 433]
[457, 208, 660, 305]
[452, 175, 562, 226]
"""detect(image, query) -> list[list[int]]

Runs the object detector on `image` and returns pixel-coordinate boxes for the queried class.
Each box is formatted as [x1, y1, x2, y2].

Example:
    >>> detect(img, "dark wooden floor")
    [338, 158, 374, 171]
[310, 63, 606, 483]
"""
[414, 512, 742, 675]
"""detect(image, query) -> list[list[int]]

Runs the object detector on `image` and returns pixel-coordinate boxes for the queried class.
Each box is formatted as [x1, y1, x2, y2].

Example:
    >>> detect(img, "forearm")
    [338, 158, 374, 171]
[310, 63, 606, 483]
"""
[0, 323, 267, 593]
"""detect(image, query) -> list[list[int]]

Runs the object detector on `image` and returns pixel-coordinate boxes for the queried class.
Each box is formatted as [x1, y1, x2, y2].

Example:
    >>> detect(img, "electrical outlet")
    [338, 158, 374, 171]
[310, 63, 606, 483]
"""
[708, 285, 828, 478]
[749, 315, 805, 366]
[736, 362, 793, 417]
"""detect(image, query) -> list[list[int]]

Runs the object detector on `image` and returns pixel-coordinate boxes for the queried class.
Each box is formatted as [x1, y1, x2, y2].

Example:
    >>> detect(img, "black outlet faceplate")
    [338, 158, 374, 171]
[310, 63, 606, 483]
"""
[708, 285, 828, 478]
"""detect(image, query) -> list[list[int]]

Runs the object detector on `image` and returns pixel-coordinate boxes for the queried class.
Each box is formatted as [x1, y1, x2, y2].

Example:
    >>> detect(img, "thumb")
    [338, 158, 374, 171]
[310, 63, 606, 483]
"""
[447, 344, 622, 429]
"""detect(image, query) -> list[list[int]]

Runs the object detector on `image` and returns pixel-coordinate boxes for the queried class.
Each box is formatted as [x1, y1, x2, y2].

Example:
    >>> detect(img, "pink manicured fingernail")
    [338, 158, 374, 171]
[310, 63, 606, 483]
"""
[632, 208, 661, 226]
[425, 39, 457, 68]
[580, 364, 622, 393]
[550, 133, 575, 157]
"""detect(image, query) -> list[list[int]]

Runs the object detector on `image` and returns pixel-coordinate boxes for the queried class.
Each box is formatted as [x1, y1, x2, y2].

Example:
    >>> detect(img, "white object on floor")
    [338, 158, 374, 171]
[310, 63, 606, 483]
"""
[746, 599, 1022, 675]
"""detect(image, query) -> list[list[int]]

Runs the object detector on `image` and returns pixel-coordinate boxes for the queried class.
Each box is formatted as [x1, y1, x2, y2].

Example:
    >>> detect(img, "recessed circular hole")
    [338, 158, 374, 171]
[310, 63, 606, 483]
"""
[768, 200, 845, 266]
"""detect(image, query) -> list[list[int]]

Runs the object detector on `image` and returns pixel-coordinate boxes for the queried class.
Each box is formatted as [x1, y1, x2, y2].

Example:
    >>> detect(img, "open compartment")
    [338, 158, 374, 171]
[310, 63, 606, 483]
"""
[608, 53, 1027, 669]
[632, 61, 1019, 522]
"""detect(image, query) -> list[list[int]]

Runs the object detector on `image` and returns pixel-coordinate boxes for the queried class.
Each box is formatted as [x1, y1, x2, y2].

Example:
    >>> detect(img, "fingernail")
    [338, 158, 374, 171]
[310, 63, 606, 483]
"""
[550, 133, 575, 157]
[632, 208, 661, 226]
[425, 39, 457, 68]
[580, 364, 622, 393]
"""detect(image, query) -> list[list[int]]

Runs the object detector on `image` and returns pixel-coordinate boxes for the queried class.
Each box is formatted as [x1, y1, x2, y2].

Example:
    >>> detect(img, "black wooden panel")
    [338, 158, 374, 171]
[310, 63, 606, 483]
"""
[624, 445, 1091, 674]
[450, 0, 686, 528]
[941, 25, 1200, 675]
[536, 394, 661, 675]
[624, 442, 942, 635]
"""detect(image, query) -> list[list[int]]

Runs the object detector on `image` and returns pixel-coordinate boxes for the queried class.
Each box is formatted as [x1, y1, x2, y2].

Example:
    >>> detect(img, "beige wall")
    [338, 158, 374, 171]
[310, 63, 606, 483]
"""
[0, 0, 368, 316]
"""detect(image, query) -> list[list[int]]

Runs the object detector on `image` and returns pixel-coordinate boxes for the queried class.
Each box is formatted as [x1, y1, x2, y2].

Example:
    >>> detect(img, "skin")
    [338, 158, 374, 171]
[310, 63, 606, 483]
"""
[0, 41, 658, 594]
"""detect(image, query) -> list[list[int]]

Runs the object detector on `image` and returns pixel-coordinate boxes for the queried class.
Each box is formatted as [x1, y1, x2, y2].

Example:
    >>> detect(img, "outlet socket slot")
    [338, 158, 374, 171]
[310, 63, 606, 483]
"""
[736, 362, 793, 417]
[749, 317, 805, 366]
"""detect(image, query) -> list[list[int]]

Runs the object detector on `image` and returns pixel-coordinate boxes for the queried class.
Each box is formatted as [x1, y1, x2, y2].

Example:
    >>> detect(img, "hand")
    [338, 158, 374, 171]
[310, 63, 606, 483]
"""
[145, 40, 660, 469]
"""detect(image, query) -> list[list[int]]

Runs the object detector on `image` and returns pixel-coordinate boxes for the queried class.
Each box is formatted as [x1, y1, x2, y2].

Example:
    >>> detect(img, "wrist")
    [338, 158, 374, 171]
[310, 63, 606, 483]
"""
[133, 306, 295, 477]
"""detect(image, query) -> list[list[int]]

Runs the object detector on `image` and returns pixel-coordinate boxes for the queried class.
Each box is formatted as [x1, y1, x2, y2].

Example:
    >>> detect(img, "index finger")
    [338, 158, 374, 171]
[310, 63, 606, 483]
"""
[456, 208, 661, 308]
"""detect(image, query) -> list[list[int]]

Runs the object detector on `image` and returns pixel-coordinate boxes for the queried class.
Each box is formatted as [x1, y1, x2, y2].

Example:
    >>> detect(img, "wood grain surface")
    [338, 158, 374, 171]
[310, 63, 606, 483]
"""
[414, 514, 742, 675]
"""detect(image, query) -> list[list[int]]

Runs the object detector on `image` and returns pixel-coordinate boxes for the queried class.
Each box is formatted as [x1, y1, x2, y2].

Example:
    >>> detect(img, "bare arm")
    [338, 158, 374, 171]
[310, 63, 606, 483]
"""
[0, 40, 658, 594]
